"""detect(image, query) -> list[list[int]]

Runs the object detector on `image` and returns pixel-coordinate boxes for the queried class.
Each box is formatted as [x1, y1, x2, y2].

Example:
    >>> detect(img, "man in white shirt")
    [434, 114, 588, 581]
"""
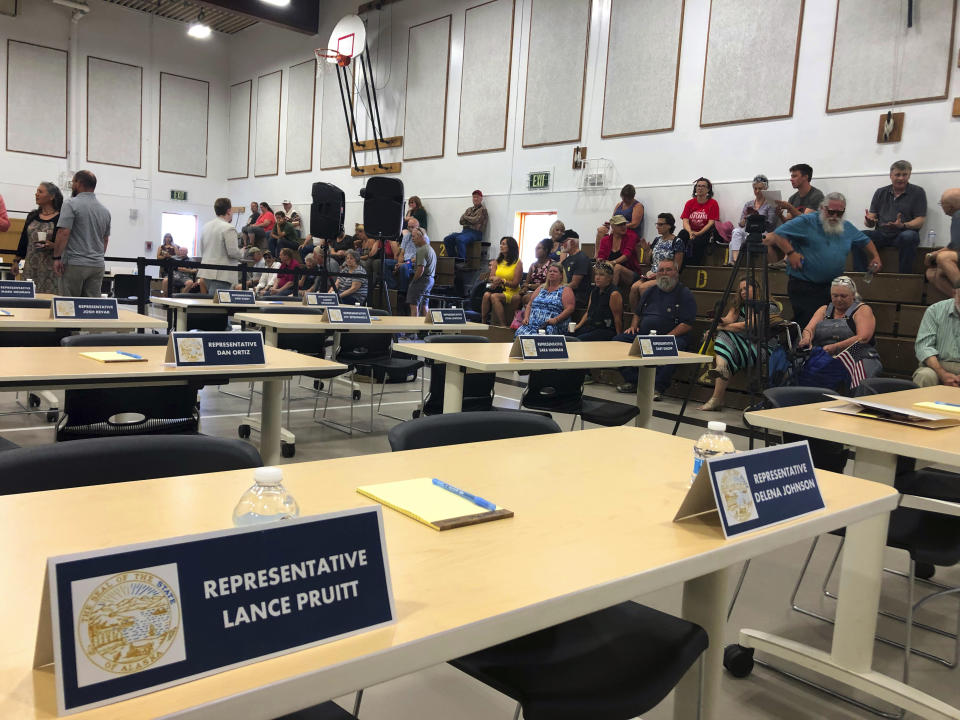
[255, 250, 281, 296]
[235, 246, 265, 290]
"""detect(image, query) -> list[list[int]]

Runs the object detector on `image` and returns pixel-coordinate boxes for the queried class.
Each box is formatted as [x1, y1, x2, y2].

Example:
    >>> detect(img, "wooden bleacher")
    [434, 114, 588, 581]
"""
[0, 218, 25, 272]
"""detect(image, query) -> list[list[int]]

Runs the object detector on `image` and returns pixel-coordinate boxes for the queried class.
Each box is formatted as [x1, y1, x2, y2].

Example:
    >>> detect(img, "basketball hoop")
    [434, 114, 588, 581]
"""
[314, 48, 351, 67]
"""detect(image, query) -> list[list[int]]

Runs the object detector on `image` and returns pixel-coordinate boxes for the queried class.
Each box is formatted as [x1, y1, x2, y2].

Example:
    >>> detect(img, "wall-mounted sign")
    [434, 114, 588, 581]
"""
[527, 171, 550, 191]
[170, 190, 188, 201]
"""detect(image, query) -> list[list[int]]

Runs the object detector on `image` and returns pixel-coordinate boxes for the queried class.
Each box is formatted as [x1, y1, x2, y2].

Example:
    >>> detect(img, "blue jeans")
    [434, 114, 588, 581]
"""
[568, 327, 616, 342]
[854, 229, 919, 274]
[384, 259, 414, 292]
[443, 228, 482, 260]
[613, 332, 689, 391]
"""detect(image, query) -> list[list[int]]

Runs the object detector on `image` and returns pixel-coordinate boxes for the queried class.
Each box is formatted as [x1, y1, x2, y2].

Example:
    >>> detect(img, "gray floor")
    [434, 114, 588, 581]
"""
[2, 371, 959, 719]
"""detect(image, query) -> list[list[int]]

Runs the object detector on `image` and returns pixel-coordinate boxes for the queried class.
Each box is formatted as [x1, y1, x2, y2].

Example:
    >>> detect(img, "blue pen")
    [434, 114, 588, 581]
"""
[432, 478, 496, 512]
[117, 351, 142, 359]
[934, 401, 960, 408]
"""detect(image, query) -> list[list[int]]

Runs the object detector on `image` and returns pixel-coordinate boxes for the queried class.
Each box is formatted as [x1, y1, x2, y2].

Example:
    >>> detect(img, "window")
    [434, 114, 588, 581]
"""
[515, 211, 557, 269]
[160, 212, 199, 256]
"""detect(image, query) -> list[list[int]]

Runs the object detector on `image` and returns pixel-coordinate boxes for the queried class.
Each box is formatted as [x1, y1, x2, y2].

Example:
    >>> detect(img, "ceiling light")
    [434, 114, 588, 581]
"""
[261, 0, 291, 6]
[187, 9, 211, 38]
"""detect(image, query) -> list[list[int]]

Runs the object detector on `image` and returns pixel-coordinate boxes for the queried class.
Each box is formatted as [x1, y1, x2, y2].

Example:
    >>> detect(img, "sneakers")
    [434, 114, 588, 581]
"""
[583, 375, 595, 385]
[652, 391, 664, 401]
[768, 259, 787, 271]
[616, 382, 637, 393]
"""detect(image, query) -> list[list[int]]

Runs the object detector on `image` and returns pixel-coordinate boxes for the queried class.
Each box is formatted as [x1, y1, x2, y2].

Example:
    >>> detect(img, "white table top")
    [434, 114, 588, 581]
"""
[0, 307, 165, 330]
[150, 296, 302, 310]
[235, 313, 489, 333]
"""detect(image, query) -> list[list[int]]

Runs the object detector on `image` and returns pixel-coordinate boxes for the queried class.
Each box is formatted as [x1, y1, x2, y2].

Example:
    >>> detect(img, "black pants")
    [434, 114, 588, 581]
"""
[677, 227, 720, 266]
[787, 276, 830, 330]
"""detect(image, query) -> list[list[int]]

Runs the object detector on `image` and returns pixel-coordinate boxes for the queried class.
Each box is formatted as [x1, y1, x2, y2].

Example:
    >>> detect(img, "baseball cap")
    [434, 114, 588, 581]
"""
[245, 246, 262, 258]
[560, 229, 579, 241]
[472, 189, 483, 197]
[609, 215, 627, 225]
[262, 250, 274, 258]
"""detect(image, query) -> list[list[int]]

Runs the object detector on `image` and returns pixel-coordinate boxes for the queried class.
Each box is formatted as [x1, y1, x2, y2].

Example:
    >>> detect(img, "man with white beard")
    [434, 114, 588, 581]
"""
[765, 192, 882, 329]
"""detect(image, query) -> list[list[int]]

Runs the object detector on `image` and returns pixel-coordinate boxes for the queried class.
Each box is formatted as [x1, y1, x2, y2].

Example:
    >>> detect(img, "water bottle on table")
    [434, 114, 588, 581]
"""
[232, 466, 300, 527]
[691, 421, 736, 485]
[926, 229, 937, 248]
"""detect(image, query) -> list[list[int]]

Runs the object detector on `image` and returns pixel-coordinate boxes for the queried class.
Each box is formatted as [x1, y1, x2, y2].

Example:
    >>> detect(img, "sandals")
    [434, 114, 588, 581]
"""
[698, 397, 724, 411]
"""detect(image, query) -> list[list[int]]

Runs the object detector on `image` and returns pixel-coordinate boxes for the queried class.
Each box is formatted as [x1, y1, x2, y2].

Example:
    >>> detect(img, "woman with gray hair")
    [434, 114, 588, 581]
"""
[331, 249, 368, 305]
[16, 181, 63, 293]
[728, 174, 777, 265]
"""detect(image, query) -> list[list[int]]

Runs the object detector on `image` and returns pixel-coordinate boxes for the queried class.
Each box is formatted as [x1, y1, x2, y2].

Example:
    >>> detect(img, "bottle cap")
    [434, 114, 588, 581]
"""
[649, 330, 657, 335]
[254, 466, 284, 486]
[707, 421, 727, 432]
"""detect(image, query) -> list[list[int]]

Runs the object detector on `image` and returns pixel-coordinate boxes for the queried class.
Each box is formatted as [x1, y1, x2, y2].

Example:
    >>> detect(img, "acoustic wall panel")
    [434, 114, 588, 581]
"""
[319, 61, 350, 170]
[87, 56, 142, 168]
[602, 0, 683, 137]
[6, 40, 67, 157]
[827, 0, 956, 112]
[403, 15, 452, 161]
[158, 72, 209, 177]
[521, 0, 590, 147]
[285, 59, 316, 174]
[457, 0, 515, 155]
[700, 0, 803, 127]
[227, 80, 252, 180]
[254, 70, 282, 177]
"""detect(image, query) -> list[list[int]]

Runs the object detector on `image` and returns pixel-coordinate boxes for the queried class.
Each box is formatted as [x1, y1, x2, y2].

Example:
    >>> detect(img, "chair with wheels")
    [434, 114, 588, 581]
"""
[0, 435, 261, 495]
[856, 377, 918, 397]
[520, 338, 585, 429]
[172, 293, 229, 331]
[417, 335, 495, 417]
[387, 409, 561, 451]
[111, 273, 143, 306]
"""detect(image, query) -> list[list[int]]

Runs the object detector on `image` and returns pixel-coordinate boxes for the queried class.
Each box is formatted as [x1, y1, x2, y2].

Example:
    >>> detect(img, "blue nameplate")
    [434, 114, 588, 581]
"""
[0, 279, 36, 298]
[510, 334, 569, 359]
[675, 441, 824, 538]
[629, 334, 678, 358]
[323, 306, 371, 324]
[40, 506, 395, 714]
[51, 297, 119, 320]
[166, 331, 266, 366]
[214, 289, 255, 305]
[303, 292, 340, 307]
[427, 308, 466, 325]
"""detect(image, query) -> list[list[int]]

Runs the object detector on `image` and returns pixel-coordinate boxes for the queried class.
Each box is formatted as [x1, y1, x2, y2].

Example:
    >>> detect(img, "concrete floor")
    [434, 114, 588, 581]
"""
[2, 372, 958, 719]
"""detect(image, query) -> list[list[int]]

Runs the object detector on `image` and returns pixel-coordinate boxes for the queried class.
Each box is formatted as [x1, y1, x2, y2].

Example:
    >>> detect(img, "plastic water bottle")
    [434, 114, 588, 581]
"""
[232, 467, 300, 527]
[926, 229, 937, 248]
[863, 262, 875, 284]
[691, 421, 736, 485]
[568, 321, 576, 333]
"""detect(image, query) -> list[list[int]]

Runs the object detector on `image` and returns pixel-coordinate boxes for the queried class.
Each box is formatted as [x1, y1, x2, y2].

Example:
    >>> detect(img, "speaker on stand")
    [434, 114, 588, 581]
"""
[360, 177, 404, 313]
[310, 182, 345, 297]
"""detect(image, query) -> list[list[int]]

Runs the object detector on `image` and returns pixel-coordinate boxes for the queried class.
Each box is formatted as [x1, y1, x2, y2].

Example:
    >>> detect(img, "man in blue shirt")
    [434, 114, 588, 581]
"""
[613, 258, 696, 399]
[765, 191, 881, 329]
[386, 217, 428, 293]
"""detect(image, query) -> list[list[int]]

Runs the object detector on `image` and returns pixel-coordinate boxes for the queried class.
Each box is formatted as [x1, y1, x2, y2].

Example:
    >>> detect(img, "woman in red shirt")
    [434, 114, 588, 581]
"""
[679, 177, 720, 266]
[595, 215, 641, 288]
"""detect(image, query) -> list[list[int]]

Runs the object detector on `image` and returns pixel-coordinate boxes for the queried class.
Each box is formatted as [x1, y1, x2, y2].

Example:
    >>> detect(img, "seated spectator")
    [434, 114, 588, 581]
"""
[856, 160, 926, 275]
[568, 261, 623, 341]
[514, 262, 575, 336]
[560, 232, 591, 307]
[519, 239, 552, 309]
[387, 217, 427, 294]
[332, 249, 368, 305]
[443, 190, 488, 260]
[273, 212, 301, 254]
[613, 183, 644, 239]
[775, 163, 823, 223]
[678, 177, 721, 265]
[924, 188, 960, 297]
[912, 280, 960, 387]
[729, 175, 776, 265]
[162, 246, 195, 293]
[244, 201, 275, 251]
[271, 247, 301, 296]
[407, 228, 436, 318]
[328, 228, 356, 264]
[405, 195, 428, 231]
[629, 212, 684, 308]
[595, 215, 640, 289]
[297, 233, 315, 262]
[253, 251, 280, 295]
[234, 246, 264, 289]
[240, 201, 261, 247]
[298, 253, 319, 293]
[281, 200, 302, 237]
[359, 227, 382, 278]
[699, 279, 781, 411]
[306, 245, 340, 293]
[797, 275, 882, 388]
[545, 220, 565, 260]
[481, 236, 523, 326]
[613, 259, 695, 399]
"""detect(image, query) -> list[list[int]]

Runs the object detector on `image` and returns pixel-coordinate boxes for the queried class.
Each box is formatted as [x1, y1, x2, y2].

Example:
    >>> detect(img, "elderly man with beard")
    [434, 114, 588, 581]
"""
[764, 192, 881, 329]
[613, 258, 696, 399]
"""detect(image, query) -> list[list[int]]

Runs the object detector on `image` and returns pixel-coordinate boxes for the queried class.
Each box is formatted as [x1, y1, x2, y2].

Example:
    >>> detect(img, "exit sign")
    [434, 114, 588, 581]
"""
[170, 189, 188, 201]
[528, 171, 550, 190]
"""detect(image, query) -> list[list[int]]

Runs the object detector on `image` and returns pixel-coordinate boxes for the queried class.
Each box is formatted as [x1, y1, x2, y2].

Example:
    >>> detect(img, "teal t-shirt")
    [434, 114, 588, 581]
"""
[776, 213, 868, 285]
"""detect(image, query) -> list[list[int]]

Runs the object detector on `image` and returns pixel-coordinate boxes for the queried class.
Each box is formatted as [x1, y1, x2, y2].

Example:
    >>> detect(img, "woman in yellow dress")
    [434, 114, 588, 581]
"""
[481, 236, 523, 326]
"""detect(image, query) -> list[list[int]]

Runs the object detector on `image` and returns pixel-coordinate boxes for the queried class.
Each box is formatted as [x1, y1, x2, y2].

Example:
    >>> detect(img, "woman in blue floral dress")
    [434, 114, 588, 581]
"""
[514, 262, 575, 336]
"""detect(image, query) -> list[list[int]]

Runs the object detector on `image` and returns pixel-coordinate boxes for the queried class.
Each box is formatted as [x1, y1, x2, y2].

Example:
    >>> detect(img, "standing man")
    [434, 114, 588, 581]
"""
[443, 190, 488, 260]
[775, 163, 824, 222]
[924, 188, 960, 297]
[53, 170, 111, 297]
[196, 198, 244, 295]
[913, 280, 960, 388]
[560, 232, 591, 307]
[856, 159, 926, 274]
[765, 192, 882, 329]
[407, 228, 436, 318]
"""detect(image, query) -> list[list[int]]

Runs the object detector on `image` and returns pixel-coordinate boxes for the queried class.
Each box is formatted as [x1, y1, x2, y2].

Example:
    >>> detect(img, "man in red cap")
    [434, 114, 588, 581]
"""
[443, 189, 488, 260]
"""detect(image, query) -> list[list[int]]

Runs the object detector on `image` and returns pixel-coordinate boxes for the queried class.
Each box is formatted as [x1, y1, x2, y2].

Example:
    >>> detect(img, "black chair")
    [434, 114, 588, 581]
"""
[172, 293, 229, 331]
[0, 435, 262, 494]
[111, 273, 142, 305]
[0, 435, 19, 452]
[856, 377, 918, 397]
[57, 334, 199, 441]
[418, 335, 495, 417]
[388, 410, 561, 451]
[276, 702, 356, 720]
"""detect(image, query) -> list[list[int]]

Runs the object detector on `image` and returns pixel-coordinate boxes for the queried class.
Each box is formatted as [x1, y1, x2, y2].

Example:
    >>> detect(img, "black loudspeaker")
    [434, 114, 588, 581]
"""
[361, 177, 404, 239]
[310, 182, 345, 239]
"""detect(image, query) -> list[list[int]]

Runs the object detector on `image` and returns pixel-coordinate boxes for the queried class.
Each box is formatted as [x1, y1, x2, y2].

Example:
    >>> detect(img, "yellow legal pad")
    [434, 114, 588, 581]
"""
[914, 401, 960, 416]
[356, 477, 513, 531]
[79, 351, 149, 363]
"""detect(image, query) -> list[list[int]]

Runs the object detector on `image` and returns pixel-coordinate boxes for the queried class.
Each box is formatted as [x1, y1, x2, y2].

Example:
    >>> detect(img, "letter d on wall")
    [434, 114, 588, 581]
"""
[696, 270, 708, 289]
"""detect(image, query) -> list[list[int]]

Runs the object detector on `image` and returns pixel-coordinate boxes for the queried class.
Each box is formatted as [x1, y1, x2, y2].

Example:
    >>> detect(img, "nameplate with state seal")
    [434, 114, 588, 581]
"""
[674, 441, 824, 538]
[628, 334, 678, 358]
[426, 308, 466, 325]
[0, 279, 36, 298]
[165, 331, 266, 366]
[509, 334, 569, 360]
[303, 292, 340, 307]
[51, 297, 120, 320]
[35, 506, 395, 714]
[214, 290, 256, 305]
[321, 306, 371, 324]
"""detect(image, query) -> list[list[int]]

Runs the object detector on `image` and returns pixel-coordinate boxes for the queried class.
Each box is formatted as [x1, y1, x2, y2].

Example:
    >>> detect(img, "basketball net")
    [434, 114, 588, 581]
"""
[315, 48, 351, 68]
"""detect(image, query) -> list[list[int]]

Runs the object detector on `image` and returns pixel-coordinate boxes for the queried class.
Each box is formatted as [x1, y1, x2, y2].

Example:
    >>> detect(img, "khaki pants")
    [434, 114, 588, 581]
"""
[59, 265, 104, 297]
[913, 360, 960, 387]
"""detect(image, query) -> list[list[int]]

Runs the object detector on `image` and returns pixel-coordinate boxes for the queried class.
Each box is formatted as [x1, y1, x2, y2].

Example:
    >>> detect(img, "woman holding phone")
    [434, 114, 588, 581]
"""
[17, 182, 63, 293]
